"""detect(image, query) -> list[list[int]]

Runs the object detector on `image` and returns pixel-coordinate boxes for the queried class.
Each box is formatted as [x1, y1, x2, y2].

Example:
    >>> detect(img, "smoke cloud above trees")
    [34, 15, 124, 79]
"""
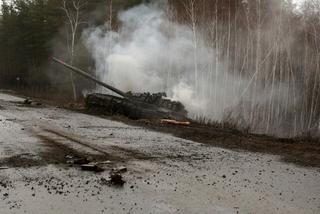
[1, 0, 320, 137]
[83, 1, 309, 137]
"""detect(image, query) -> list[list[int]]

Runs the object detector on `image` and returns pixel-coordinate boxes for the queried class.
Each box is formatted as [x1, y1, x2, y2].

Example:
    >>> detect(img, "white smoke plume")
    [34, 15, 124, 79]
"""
[83, 2, 292, 135]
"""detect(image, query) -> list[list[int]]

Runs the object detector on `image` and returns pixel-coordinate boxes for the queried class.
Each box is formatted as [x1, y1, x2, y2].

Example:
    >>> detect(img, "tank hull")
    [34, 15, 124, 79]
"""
[85, 93, 187, 120]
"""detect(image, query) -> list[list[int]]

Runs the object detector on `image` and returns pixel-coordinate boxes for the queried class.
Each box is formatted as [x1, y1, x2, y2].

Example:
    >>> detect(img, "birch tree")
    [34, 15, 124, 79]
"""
[61, 0, 87, 101]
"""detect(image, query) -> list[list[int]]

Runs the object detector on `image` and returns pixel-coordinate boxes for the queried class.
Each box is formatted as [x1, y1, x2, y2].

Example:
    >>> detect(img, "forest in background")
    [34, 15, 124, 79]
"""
[0, 0, 320, 137]
[0, 0, 143, 90]
[166, 0, 320, 136]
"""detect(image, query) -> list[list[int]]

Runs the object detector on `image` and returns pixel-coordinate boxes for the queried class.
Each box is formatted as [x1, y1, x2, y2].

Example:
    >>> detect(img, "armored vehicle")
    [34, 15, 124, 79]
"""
[53, 57, 188, 120]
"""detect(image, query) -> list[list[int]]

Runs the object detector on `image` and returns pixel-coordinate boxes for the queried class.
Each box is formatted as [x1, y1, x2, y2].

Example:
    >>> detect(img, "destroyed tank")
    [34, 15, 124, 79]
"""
[53, 57, 188, 120]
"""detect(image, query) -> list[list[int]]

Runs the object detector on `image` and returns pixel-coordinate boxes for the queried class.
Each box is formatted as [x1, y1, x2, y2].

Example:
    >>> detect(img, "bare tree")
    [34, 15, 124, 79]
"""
[61, 0, 87, 101]
[182, 0, 199, 90]
[105, 0, 113, 78]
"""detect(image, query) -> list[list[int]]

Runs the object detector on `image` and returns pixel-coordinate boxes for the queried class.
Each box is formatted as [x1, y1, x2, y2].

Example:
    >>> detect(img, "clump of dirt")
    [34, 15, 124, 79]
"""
[0, 180, 14, 189]
[109, 172, 125, 186]
[99, 172, 126, 187]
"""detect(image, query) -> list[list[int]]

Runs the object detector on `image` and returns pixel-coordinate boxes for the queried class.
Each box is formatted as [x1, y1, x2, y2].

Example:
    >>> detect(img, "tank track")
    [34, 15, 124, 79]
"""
[85, 93, 187, 120]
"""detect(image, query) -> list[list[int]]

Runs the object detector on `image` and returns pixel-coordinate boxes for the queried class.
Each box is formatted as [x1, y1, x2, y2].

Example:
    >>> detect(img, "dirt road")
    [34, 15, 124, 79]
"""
[0, 92, 319, 214]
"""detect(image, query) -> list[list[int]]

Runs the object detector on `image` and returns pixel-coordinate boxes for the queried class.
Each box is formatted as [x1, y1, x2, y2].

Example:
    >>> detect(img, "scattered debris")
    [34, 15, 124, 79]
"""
[98, 160, 112, 165]
[23, 99, 32, 105]
[73, 158, 90, 165]
[65, 155, 91, 165]
[161, 119, 190, 126]
[112, 166, 127, 173]
[65, 155, 74, 159]
[0, 167, 9, 170]
[22, 99, 42, 106]
[109, 172, 125, 186]
[81, 164, 104, 173]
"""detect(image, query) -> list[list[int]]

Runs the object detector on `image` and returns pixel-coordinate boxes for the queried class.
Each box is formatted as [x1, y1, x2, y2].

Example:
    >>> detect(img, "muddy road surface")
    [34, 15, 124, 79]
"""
[0, 92, 319, 214]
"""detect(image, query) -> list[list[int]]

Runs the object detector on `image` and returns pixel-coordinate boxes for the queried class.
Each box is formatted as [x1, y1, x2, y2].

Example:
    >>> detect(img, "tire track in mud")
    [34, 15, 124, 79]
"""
[0, 101, 157, 168]
[42, 128, 112, 156]
[35, 127, 154, 165]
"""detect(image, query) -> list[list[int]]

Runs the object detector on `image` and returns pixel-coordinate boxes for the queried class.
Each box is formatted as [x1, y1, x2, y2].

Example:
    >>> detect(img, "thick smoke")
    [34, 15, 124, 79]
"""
[83, 2, 292, 135]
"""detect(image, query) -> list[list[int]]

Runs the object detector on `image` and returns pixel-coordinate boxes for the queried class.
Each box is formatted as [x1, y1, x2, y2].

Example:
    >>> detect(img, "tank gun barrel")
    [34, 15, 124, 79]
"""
[52, 57, 127, 98]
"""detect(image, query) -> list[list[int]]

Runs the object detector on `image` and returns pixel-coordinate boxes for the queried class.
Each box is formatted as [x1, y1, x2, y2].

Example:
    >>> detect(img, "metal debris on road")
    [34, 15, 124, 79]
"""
[81, 164, 104, 172]
[160, 119, 191, 126]
[112, 166, 127, 173]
